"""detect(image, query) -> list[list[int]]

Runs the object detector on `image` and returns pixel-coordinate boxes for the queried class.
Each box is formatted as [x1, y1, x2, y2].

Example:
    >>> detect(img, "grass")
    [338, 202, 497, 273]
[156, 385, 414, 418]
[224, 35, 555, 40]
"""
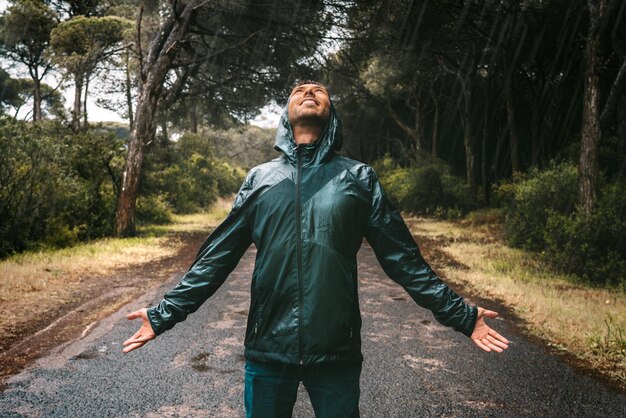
[406, 213, 626, 386]
[0, 199, 232, 346]
[139, 197, 233, 236]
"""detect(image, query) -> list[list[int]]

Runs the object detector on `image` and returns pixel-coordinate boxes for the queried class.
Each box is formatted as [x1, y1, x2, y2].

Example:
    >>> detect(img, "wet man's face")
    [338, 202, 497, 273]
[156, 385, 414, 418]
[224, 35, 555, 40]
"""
[287, 84, 331, 127]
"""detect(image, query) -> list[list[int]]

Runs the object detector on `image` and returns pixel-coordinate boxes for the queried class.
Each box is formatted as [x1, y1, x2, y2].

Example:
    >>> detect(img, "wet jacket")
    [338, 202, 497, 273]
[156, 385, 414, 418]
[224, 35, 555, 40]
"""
[147, 102, 478, 365]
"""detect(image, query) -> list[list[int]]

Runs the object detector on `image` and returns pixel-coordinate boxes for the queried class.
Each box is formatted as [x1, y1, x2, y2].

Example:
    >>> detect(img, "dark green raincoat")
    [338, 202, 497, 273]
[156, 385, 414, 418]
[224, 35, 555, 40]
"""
[147, 102, 477, 365]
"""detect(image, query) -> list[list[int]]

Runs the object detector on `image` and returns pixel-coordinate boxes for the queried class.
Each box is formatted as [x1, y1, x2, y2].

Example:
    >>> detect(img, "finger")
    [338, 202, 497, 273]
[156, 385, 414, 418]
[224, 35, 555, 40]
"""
[486, 334, 509, 350]
[481, 309, 499, 319]
[123, 330, 142, 346]
[126, 311, 142, 320]
[488, 329, 510, 345]
[123, 334, 153, 346]
[473, 338, 492, 352]
[122, 341, 145, 353]
[482, 338, 504, 353]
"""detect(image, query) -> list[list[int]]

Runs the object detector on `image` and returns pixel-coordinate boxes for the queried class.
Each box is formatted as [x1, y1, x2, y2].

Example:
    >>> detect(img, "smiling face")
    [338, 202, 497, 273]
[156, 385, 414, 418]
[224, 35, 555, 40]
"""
[287, 83, 331, 128]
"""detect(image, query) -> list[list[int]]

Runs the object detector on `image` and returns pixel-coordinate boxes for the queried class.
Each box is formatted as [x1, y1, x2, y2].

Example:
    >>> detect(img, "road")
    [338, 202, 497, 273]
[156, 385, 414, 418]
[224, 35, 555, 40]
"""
[1, 243, 625, 417]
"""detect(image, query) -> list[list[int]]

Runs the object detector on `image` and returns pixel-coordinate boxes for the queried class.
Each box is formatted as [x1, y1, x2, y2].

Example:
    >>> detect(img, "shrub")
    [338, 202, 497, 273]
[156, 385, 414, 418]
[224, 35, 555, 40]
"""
[136, 195, 172, 225]
[497, 163, 626, 287]
[0, 118, 123, 256]
[542, 182, 626, 287]
[141, 132, 245, 214]
[372, 154, 474, 215]
[496, 163, 579, 250]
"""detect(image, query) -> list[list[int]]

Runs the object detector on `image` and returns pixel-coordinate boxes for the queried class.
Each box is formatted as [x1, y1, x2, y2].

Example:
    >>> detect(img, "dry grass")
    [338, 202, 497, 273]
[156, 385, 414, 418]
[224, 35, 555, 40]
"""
[139, 196, 233, 235]
[0, 200, 232, 342]
[406, 215, 626, 385]
[0, 236, 177, 304]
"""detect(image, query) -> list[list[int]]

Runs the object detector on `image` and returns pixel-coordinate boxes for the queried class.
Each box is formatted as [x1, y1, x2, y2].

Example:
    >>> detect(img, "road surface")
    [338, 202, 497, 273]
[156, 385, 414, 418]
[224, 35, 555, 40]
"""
[1, 243, 624, 417]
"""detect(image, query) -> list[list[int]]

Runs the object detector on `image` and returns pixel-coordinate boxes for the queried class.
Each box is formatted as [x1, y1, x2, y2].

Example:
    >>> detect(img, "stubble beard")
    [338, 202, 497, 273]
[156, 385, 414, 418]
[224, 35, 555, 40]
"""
[290, 109, 330, 129]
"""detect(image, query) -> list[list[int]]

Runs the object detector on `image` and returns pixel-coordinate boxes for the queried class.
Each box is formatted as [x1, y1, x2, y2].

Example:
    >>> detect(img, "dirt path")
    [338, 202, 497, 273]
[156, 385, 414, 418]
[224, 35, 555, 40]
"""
[0, 231, 208, 388]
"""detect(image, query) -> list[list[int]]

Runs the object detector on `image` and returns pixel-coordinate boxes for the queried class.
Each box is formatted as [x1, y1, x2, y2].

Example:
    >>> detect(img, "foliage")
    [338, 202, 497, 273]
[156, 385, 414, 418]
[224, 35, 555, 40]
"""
[496, 163, 579, 250]
[543, 182, 626, 287]
[140, 132, 245, 216]
[50, 15, 131, 76]
[136, 194, 172, 225]
[497, 164, 626, 286]
[0, 118, 124, 257]
[0, 68, 23, 110]
[0, 0, 59, 120]
[207, 125, 277, 170]
[372, 154, 475, 216]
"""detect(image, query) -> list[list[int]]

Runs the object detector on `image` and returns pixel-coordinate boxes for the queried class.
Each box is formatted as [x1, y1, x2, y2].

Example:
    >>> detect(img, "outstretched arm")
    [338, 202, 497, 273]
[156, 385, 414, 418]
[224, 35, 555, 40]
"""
[123, 308, 156, 353]
[364, 168, 509, 351]
[470, 307, 510, 352]
[122, 171, 256, 353]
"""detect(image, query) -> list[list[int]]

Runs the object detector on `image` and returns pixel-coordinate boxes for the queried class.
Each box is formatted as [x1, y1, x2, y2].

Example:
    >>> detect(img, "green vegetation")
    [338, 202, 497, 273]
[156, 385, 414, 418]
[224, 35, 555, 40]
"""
[0, 119, 244, 258]
[408, 216, 626, 387]
[140, 132, 245, 220]
[497, 164, 626, 287]
[372, 154, 475, 218]
[0, 118, 122, 256]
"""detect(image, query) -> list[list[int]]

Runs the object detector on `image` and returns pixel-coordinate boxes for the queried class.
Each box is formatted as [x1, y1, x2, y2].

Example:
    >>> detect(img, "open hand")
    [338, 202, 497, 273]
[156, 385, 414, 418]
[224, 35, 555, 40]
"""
[471, 307, 509, 353]
[123, 308, 156, 353]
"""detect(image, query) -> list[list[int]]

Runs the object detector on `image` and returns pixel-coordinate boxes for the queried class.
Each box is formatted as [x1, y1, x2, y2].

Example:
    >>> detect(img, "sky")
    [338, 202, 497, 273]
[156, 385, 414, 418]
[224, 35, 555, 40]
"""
[0, 1, 303, 129]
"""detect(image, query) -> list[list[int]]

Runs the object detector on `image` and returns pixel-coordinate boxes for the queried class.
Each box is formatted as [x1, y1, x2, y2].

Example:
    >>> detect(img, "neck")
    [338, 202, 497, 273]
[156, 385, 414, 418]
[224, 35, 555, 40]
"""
[292, 124, 323, 145]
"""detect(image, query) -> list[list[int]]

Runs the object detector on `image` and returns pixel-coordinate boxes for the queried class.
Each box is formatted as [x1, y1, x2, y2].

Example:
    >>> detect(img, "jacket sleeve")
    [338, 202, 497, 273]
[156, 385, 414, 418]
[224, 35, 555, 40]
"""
[363, 169, 477, 337]
[147, 173, 255, 336]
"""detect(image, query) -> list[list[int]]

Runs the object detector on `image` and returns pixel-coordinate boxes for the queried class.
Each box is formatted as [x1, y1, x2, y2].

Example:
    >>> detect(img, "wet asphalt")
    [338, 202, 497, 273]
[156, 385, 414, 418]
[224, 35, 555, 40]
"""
[0, 243, 625, 417]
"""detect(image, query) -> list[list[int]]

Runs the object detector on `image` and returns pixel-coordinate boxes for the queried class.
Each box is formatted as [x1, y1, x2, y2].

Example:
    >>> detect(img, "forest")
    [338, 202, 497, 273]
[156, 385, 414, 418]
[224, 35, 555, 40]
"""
[1, 0, 625, 288]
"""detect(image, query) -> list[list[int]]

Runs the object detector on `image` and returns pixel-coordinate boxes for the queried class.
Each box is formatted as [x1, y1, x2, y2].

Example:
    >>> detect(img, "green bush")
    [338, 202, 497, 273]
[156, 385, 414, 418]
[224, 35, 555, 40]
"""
[0, 118, 123, 256]
[496, 163, 579, 250]
[136, 194, 172, 225]
[372, 154, 474, 215]
[497, 163, 626, 287]
[141, 132, 244, 214]
[542, 180, 626, 287]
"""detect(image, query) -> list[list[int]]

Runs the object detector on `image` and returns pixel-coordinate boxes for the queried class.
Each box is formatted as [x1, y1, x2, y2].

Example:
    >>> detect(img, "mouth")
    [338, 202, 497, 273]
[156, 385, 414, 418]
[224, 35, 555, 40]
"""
[300, 98, 319, 105]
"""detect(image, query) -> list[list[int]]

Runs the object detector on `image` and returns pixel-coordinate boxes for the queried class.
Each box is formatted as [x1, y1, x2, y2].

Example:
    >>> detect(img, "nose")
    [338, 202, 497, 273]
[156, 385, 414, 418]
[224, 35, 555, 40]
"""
[303, 87, 315, 96]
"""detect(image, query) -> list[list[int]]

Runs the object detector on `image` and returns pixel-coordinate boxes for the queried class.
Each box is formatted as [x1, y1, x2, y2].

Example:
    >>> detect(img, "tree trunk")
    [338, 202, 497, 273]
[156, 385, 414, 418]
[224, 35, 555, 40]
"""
[190, 100, 198, 133]
[431, 91, 439, 157]
[460, 89, 476, 197]
[160, 119, 169, 144]
[72, 73, 83, 130]
[83, 74, 90, 127]
[32, 78, 43, 122]
[125, 49, 134, 130]
[504, 59, 520, 174]
[618, 96, 626, 178]
[482, 99, 490, 204]
[385, 101, 422, 155]
[579, 0, 607, 214]
[115, 1, 197, 236]
[115, 88, 158, 236]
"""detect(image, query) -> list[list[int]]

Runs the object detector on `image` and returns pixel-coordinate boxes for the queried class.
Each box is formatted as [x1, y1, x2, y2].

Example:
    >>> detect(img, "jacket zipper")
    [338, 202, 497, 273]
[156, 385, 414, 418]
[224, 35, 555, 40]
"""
[296, 145, 304, 365]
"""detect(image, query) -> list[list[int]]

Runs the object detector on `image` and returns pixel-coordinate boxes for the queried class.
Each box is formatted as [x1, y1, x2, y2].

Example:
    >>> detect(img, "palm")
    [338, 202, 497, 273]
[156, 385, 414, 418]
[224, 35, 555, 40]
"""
[123, 308, 156, 353]
[470, 307, 509, 353]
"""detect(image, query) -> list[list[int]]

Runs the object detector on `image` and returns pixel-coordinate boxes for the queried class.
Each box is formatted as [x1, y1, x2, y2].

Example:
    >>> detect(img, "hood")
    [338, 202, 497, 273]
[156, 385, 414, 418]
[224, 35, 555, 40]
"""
[274, 99, 343, 166]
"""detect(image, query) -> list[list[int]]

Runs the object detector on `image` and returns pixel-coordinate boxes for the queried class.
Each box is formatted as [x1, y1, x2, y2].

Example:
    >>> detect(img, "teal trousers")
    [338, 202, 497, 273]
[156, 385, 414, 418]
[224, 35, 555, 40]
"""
[244, 360, 361, 418]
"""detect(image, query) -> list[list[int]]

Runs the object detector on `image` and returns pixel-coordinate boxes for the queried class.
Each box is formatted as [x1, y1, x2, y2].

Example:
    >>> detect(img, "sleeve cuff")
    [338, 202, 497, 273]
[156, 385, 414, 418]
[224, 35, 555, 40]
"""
[460, 305, 478, 337]
[147, 306, 165, 336]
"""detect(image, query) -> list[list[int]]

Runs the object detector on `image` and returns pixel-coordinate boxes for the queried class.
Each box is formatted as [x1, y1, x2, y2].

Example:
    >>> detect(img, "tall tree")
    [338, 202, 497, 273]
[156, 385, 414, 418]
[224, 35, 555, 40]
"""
[50, 15, 130, 129]
[0, 0, 58, 121]
[115, 0, 328, 236]
[579, 0, 609, 214]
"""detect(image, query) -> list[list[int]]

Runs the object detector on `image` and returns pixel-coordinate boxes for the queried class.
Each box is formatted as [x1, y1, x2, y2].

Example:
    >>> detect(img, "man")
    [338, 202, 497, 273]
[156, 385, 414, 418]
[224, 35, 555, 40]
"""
[123, 81, 509, 417]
